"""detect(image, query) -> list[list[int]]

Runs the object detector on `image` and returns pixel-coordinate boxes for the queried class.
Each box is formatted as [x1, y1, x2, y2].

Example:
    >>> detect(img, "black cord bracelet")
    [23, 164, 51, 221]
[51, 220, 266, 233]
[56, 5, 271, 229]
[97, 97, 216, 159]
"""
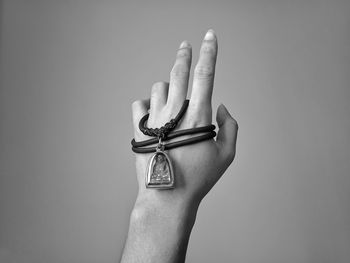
[132, 99, 216, 154]
[132, 130, 216, 153]
[131, 124, 216, 147]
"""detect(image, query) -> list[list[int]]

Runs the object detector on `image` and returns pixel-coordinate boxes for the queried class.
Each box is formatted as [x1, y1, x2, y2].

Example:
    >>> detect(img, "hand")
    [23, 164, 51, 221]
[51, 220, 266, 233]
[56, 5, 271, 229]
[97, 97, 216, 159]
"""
[131, 30, 238, 211]
[122, 30, 238, 263]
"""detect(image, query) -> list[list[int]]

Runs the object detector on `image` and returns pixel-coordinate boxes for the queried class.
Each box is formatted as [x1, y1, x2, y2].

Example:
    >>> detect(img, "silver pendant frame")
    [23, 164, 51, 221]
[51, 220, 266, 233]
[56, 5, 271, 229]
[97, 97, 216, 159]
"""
[145, 151, 175, 189]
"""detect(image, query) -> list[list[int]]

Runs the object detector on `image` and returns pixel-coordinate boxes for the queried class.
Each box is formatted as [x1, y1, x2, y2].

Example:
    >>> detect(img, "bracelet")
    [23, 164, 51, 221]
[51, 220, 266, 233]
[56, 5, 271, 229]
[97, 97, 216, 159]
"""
[131, 124, 216, 147]
[132, 130, 216, 153]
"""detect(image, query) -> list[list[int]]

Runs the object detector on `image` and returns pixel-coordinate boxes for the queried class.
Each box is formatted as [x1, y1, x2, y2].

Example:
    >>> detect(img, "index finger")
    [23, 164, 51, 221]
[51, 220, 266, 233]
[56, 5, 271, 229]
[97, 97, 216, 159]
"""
[190, 30, 218, 108]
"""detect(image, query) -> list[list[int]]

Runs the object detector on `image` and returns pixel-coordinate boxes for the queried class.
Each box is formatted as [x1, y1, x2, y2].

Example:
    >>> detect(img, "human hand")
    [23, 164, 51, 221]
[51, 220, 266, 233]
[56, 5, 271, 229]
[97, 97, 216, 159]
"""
[131, 30, 238, 212]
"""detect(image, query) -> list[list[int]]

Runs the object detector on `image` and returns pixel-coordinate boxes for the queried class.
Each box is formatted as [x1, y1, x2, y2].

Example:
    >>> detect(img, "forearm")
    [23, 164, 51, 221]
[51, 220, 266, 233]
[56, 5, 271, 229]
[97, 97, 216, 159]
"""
[121, 194, 199, 263]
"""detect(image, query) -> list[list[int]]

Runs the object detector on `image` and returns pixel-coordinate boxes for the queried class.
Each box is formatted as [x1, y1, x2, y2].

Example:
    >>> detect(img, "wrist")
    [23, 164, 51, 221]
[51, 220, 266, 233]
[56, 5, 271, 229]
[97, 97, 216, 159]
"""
[131, 191, 199, 231]
[123, 193, 198, 263]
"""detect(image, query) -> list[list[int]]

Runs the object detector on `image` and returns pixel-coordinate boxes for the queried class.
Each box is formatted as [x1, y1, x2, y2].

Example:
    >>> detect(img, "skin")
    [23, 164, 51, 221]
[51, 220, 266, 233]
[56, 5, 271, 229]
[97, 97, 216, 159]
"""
[121, 30, 238, 263]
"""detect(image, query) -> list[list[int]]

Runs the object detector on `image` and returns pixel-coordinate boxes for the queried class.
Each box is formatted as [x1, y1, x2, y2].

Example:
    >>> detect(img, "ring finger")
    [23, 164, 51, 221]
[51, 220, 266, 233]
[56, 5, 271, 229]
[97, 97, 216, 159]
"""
[167, 41, 192, 109]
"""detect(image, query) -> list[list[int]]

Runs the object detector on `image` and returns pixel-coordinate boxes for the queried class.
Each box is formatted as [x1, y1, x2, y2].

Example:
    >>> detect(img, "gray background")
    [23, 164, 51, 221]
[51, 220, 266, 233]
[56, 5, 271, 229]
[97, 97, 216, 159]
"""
[1, 0, 350, 262]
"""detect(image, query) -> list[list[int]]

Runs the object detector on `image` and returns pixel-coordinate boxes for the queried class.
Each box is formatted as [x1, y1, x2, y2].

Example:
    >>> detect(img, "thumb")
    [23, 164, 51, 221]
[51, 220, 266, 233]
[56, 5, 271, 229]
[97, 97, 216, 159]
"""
[216, 104, 238, 161]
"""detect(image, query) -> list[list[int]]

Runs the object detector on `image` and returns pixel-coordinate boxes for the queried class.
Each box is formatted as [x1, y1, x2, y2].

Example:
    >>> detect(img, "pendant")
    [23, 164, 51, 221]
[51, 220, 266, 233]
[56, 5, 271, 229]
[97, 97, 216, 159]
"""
[145, 140, 174, 189]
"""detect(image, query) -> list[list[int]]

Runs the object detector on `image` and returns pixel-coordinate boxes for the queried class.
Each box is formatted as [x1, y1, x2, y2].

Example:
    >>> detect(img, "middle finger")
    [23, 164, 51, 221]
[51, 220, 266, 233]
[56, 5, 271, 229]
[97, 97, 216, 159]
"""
[190, 30, 218, 108]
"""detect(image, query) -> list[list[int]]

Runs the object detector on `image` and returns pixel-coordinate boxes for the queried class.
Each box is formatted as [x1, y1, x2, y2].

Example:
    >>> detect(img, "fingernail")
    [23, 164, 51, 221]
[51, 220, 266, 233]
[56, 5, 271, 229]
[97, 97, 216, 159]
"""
[204, 29, 216, 40]
[179, 40, 191, 48]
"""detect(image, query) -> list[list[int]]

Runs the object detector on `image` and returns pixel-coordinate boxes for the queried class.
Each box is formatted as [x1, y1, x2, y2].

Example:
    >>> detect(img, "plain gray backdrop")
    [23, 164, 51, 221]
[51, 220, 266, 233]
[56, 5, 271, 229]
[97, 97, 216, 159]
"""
[1, 0, 350, 262]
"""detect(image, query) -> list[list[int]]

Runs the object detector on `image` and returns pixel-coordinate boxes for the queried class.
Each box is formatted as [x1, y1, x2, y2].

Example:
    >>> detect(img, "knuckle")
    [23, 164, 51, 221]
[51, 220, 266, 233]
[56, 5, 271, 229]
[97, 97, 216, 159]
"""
[131, 100, 142, 108]
[200, 42, 216, 55]
[152, 81, 167, 90]
[194, 65, 215, 79]
[151, 82, 168, 100]
[170, 65, 190, 78]
[176, 47, 191, 59]
[151, 82, 167, 96]
[132, 99, 149, 112]
[186, 106, 212, 127]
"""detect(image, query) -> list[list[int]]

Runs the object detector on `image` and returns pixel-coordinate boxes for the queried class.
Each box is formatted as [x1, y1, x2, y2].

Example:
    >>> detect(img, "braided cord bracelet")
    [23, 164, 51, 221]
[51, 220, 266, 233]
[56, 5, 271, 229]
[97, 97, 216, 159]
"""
[138, 100, 190, 139]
